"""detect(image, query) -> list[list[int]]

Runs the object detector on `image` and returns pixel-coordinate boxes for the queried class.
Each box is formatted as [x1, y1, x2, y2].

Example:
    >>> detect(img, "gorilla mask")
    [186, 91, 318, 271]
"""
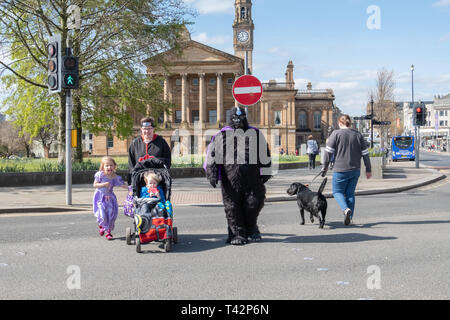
[229, 107, 249, 130]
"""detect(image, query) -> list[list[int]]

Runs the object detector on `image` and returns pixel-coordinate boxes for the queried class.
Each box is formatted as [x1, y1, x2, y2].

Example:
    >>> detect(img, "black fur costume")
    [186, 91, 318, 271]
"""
[205, 107, 272, 245]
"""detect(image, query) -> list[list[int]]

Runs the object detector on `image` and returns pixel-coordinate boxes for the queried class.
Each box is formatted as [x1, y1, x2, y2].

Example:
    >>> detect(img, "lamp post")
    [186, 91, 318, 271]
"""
[284, 104, 289, 155]
[412, 64, 419, 168]
[370, 95, 374, 149]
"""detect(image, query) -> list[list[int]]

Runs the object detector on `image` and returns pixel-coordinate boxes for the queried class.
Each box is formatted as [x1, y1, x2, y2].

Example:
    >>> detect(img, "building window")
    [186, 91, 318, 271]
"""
[241, 7, 246, 19]
[192, 78, 199, 86]
[89, 133, 93, 140]
[440, 111, 444, 117]
[175, 79, 181, 86]
[275, 135, 281, 146]
[226, 108, 233, 122]
[298, 112, 307, 129]
[209, 78, 216, 86]
[107, 136, 114, 148]
[158, 113, 164, 124]
[274, 111, 281, 125]
[209, 110, 217, 123]
[314, 112, 322, 130]
[192, 110, 199, 123]
[175, 110, 182, 123]
[227, 78, 233, 85]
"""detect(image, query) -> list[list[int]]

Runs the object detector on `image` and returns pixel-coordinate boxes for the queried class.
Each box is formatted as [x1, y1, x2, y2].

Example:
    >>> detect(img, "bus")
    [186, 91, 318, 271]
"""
[391, 136, 415, 161]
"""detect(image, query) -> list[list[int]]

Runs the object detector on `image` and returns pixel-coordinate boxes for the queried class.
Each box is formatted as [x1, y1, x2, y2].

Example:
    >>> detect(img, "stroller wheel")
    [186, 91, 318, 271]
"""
[136, 237, 142, 253]
[126, 227, 132, 245]
[164, 239, 172, 252]
[173, 227, 178, 244]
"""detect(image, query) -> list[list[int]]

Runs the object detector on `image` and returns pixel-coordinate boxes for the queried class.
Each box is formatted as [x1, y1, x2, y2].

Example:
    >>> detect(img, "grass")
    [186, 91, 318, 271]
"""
[0, 154, 311, 173]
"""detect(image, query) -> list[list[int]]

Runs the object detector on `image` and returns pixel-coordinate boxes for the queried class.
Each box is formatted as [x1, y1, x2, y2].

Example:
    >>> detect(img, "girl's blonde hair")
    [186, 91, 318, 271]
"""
[144, 171, 161, 184]
[99, 156, 117, 172]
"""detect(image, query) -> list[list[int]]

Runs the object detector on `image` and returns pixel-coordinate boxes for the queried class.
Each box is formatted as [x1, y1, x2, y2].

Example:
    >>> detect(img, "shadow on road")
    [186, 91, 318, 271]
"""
[262, 232, 397, 244]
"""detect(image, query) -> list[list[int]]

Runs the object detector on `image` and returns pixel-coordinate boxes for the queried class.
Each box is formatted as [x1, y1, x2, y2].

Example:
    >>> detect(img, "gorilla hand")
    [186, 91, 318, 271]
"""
[261, 175, 272, 184]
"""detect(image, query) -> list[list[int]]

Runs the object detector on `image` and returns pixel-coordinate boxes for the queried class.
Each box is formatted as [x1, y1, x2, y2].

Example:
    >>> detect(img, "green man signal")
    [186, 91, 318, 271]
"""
[61, 55, 79, 89]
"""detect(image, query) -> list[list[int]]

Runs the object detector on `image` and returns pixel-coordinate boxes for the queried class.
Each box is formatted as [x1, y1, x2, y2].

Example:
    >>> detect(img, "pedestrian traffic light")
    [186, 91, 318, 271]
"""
[61, 55, 79, 89]
[415, 105, 426, 126]
[47, 34, 61, 94]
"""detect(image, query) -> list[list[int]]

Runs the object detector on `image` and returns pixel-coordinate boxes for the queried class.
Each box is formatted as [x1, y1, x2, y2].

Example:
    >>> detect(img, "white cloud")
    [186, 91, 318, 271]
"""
[439, 33, 450, 42]
[191, 32, 229, 46]
[267, 47, 289, 57]
[184, 0, 234, 14]
[432, 0, 450, 7]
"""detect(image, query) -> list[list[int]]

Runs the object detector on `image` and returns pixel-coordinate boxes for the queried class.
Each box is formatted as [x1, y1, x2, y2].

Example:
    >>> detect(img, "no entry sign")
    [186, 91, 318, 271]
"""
[232, 75, 263, 106]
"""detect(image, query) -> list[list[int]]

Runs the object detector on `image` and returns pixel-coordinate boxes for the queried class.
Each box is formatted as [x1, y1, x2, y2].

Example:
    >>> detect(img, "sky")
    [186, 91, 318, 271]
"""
[183, 0, 450, 116]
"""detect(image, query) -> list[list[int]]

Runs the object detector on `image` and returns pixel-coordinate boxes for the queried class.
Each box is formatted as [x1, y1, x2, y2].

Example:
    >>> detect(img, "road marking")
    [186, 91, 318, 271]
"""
[0, 210, 91, 218]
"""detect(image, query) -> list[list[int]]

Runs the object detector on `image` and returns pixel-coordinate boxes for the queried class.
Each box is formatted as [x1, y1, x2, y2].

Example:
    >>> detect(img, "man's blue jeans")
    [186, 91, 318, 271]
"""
[332, 170, 361, 217]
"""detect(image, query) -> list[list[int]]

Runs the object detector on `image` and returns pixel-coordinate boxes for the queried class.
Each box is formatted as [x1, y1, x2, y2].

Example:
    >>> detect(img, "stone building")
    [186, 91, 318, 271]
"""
[91, 0, 336, 156]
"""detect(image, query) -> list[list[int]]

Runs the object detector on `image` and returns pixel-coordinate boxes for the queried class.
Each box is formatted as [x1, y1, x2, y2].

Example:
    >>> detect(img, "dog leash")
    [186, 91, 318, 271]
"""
[310, 171, 323, 185]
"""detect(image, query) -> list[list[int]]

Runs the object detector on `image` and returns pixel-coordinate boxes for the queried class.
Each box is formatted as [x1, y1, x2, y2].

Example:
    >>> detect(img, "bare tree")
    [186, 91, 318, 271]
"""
[368, 68, 397, 149]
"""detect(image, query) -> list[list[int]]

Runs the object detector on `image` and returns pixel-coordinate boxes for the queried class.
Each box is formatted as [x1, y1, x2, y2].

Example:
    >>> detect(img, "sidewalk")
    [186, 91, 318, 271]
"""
[0, 161, 446, 213]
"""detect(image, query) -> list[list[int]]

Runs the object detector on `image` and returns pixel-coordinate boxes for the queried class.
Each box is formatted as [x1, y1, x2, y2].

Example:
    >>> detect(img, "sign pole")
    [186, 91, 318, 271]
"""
[244, 51, 248, 115]
[66, 88, 72, 205]
[65, 32, 73, 205]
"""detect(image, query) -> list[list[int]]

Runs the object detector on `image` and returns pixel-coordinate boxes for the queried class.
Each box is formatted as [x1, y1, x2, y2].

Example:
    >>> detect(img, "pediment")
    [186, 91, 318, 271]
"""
[145, 40, 242, 68]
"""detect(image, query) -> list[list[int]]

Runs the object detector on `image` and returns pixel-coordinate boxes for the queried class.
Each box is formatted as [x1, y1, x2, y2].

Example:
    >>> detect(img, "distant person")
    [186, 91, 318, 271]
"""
[93, 156, 129, 240]
[306, 135, 319, 169]
[320, 115, 372, 226]
[128, 117, 172, 183]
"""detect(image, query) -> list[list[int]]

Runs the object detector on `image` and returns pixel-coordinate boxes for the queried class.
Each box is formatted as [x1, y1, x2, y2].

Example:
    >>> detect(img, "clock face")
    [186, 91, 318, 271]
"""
[237, 30, 249, 43]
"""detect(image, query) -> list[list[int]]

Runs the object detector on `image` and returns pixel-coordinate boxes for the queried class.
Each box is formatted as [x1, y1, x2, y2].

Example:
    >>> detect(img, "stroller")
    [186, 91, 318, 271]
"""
[123, 158, 177, 253]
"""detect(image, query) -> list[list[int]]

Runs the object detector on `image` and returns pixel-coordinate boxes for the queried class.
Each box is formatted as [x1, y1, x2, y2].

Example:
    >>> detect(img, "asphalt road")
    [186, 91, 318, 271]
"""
[1, 166, 450, 301]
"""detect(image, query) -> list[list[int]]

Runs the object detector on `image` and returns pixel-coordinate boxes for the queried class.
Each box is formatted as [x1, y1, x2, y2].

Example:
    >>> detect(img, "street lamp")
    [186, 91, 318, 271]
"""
[411, 64, 419, 168]
[284, 104, 289, 155]
[370, 95, 374, 149]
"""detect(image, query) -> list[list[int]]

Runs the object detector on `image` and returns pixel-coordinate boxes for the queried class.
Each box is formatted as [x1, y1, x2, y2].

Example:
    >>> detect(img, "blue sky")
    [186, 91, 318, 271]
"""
[184, 0, 450, 116]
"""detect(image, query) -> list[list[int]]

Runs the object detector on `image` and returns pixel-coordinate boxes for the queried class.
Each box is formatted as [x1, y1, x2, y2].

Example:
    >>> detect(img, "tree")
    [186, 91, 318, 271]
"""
[368, 68, 396, 149]
[0, 0, 194, 163]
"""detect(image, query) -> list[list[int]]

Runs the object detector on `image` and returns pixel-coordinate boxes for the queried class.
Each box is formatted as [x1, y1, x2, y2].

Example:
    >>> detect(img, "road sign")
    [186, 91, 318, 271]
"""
[232, 75, 263, 106]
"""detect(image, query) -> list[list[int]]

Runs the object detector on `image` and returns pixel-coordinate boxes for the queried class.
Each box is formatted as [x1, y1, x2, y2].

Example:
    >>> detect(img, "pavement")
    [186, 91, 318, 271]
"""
[0, 156, 447, 214]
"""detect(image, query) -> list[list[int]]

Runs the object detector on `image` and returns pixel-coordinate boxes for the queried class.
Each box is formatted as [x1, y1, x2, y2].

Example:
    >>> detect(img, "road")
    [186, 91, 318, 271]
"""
[1, 164, 450, 301]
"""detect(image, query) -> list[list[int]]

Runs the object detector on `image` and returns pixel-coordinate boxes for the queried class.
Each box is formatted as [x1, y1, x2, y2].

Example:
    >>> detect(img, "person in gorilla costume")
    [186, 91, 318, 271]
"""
[204, 106, 272, 245]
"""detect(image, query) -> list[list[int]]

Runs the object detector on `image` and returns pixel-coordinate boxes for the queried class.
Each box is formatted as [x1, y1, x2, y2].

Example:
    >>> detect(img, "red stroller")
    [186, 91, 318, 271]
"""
[124, 158, 177, 253]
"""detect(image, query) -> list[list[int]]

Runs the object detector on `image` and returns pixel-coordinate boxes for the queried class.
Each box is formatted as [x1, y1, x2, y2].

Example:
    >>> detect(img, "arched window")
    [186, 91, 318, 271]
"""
[314, 111, 322, 130]
[241, 7, 246, 19]
[298, 111, 307, 129]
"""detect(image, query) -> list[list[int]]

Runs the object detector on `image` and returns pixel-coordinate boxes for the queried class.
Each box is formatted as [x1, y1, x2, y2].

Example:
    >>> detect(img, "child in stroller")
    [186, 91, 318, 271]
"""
[124, 158, 176, 253]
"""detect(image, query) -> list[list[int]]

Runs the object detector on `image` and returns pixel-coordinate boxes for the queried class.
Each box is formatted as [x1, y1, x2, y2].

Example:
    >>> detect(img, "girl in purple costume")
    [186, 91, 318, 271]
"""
[93, 157, 129, 240]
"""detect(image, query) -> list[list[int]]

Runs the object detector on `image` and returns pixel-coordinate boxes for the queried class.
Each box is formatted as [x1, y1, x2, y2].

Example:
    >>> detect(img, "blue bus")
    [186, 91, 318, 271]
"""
[391, 136, 415, 161]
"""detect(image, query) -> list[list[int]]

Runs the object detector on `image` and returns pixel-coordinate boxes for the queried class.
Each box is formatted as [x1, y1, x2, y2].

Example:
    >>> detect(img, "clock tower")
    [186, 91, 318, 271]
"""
[233, 0, 254, 74]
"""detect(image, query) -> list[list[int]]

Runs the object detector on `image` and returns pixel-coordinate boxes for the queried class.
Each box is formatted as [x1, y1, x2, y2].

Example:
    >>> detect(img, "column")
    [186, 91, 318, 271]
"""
[260, 101, 265, 126]
[163, 75, 171, 124]
[199, 73, 206, 124]
[290, 100, 295, 126]
[233, 73, 240, 108]
[181, 73, 188, 123]
[216, 72, 223, 124]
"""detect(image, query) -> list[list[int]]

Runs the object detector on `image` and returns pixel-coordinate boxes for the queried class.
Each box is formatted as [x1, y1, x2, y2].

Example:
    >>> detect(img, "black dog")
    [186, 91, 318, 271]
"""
[286, 178, 328, 229]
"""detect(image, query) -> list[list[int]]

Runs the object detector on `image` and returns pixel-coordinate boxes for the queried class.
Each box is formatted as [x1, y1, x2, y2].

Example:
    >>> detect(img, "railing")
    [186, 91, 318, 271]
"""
[262, 82, 295, 90]
[297, 89, 333, 95]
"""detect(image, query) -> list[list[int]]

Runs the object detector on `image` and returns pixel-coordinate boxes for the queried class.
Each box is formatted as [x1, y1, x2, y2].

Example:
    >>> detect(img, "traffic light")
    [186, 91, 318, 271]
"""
[414, 104, 426, 126]
[47, 34, 61, 94]
[61, 55, 79, 89]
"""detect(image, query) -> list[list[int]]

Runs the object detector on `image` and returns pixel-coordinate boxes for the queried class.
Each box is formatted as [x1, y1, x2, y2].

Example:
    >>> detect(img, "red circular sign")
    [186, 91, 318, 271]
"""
[232, 75, 263, 106]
